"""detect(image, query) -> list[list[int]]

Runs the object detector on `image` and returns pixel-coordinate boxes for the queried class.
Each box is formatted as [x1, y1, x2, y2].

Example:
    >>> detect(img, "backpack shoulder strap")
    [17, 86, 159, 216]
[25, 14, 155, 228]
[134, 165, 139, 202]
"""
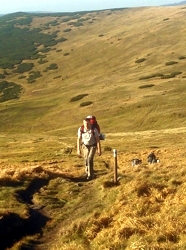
[80, 125, 84, 134]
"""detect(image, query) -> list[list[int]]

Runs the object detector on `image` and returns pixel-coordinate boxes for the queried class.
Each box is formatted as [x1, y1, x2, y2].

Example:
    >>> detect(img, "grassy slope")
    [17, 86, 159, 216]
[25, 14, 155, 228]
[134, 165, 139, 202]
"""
[0, 6, 186, 250]
[0, 6, 186, 136]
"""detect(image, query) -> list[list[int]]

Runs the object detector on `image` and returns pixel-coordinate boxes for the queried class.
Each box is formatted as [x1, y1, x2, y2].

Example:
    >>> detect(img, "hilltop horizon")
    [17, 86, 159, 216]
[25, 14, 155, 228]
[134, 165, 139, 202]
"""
[1, 0, 185, 15]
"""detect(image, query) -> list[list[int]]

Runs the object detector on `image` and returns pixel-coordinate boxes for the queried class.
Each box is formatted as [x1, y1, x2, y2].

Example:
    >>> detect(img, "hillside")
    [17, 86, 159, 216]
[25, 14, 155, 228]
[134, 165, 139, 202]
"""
[0, 6, 186, 136]
[0, 6, 186, 250]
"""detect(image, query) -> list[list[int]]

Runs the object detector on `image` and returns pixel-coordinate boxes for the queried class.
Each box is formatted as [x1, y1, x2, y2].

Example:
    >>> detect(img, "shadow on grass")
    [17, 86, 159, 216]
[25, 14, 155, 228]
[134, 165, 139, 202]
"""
[0, 210, 49, 250]
[1, 170, 71, 249]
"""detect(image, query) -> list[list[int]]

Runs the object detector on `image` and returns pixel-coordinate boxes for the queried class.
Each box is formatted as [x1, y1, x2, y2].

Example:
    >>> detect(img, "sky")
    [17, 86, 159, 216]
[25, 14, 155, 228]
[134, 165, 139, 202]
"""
[0, 0, 183, 14]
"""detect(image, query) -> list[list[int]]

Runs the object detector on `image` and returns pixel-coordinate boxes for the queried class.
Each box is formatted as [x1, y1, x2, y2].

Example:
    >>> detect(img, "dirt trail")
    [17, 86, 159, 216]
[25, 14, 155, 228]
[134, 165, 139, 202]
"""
[107, 127, 186, 137]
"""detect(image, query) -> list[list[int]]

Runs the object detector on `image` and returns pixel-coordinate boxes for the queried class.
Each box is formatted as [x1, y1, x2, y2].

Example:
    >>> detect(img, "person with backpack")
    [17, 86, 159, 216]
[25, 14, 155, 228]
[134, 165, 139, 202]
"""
[77, 117, 101, 180]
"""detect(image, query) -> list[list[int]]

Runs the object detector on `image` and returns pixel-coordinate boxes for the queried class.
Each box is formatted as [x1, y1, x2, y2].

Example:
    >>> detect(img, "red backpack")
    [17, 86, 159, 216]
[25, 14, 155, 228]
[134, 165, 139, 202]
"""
[80, 115, 102, 138]
[87, 115, 100, 134]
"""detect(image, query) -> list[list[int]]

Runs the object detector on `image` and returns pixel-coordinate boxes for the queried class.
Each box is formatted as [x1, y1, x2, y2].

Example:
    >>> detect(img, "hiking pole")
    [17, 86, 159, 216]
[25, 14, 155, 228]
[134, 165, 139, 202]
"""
[113, 149, 118, 184]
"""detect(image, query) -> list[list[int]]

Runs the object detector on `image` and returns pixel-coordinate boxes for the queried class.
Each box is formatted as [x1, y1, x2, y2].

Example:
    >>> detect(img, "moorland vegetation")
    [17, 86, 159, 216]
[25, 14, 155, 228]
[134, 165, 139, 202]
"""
[0, 5, 186, 250]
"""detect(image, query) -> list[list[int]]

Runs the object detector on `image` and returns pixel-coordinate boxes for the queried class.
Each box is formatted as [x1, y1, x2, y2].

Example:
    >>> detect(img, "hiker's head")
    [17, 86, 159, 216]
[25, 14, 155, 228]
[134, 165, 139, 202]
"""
[83, 117, 90, 128]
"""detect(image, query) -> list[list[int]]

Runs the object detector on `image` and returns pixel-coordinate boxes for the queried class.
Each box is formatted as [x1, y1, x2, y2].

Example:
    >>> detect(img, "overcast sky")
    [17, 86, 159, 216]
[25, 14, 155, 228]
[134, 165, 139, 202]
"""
[0, 0, 183, 14]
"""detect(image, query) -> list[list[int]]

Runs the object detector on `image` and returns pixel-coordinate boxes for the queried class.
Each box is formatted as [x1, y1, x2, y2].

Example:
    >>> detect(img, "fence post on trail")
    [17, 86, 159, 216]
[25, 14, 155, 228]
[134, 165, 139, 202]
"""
[113, 149, 118, 184]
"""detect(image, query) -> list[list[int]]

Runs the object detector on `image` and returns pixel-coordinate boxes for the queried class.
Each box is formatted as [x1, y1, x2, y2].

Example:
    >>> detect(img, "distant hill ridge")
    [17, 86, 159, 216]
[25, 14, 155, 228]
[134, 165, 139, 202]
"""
[166, 0, 186, 5]
[0, 0, 186, 16]
[1, 1, 186, 16]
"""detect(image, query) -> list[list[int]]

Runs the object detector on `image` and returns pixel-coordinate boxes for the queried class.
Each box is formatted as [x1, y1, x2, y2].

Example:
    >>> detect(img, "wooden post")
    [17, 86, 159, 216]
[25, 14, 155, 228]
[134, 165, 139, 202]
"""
[113, 149, 118, 184]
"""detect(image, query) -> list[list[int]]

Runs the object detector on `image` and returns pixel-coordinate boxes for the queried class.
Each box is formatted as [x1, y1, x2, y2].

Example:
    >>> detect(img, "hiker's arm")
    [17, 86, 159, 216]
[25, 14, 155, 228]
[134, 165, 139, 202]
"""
[77, 136, 81, 155]
[94, 129, 101, 156]
[96, 137, 101, 156]
[77, 128, 82, 155]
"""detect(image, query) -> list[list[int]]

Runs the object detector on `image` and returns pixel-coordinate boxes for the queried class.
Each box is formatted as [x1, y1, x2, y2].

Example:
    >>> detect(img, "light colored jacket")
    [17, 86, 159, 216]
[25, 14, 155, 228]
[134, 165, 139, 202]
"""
[78, 127, 99, 146]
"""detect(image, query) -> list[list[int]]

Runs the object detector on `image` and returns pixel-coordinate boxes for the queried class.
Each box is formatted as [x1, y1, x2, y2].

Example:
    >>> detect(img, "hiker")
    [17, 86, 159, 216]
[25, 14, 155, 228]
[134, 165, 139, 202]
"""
[77, 117, 101, 180]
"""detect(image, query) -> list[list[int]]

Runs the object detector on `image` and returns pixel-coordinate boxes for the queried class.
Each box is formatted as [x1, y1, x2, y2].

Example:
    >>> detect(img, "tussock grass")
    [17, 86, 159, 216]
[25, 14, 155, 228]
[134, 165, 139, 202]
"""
[0, 131, 186, 249]
[46, 146, 186, 249]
